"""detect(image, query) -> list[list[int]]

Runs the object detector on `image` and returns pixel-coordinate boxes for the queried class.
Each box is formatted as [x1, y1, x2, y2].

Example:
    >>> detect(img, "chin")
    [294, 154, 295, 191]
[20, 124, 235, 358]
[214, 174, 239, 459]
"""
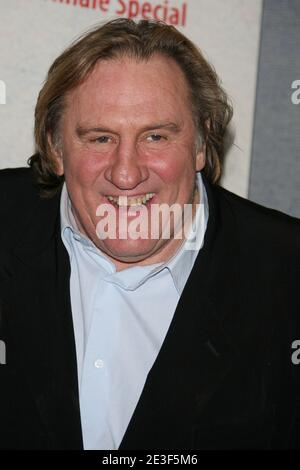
[98, 238, 161, 263]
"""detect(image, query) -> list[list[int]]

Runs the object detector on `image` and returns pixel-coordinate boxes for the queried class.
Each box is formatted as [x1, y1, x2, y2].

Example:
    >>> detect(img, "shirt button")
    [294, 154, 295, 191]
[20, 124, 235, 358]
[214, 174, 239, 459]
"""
[94, 359, 104, 369]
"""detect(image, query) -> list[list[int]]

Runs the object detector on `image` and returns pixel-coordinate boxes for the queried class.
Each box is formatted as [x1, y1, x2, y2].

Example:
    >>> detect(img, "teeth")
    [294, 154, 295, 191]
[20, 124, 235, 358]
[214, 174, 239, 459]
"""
[119, 196, 128, 207]
[107, 193, 154, 207]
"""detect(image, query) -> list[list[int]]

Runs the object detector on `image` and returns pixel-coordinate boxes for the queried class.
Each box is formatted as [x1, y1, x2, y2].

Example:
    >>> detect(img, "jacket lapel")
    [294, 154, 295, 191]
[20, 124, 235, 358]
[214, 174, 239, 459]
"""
[2, 175, 240, 450]
[120, 177, 241, 449]
[3, 192, 83, 449]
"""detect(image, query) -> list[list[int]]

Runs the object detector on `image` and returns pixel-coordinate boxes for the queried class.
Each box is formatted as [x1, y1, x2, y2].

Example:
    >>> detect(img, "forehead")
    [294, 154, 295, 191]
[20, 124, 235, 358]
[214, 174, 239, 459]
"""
[65, 54, 192, 123]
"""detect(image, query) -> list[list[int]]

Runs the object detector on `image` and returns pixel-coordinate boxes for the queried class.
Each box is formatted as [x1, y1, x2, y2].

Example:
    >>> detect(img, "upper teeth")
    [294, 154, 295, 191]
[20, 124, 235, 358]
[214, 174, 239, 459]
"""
[107, 193, 155, 206]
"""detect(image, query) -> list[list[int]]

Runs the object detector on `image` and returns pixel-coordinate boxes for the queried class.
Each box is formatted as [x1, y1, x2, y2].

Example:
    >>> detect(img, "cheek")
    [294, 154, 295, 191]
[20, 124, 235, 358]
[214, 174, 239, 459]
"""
[63, 148, 106, 188]
[151, 149, 195, 185]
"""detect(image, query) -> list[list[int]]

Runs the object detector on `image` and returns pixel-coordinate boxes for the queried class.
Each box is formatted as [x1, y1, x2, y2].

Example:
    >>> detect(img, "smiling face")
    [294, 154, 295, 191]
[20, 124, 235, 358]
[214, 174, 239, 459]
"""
[53, 54, 205, 270]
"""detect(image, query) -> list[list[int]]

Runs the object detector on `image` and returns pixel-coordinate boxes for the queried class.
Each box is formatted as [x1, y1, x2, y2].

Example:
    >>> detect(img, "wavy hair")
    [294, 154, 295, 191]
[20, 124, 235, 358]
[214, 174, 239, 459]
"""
[28, 18, 233, 197]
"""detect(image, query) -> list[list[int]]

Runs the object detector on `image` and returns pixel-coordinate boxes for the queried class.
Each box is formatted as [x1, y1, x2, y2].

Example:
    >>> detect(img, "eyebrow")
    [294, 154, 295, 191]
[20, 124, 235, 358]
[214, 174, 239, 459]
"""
[75, 122, 181, 137]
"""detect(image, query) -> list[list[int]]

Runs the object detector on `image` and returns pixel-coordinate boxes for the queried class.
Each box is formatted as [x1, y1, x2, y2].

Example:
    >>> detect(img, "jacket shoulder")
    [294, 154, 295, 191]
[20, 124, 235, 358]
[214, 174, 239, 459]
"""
[0, 167, 41, 245]
[0, 166, 40, 208]
[215, 185, 300, 252]
[0, 166, 37, 194]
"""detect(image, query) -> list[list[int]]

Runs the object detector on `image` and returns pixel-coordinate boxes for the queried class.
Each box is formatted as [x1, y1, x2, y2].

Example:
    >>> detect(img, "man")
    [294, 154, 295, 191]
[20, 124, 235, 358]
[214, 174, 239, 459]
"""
[0, 18, 299, 450]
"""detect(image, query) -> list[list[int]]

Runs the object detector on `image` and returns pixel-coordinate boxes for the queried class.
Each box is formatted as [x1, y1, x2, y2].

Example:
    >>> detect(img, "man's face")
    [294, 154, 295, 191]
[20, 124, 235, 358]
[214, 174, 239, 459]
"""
[54, 54, 205, 269]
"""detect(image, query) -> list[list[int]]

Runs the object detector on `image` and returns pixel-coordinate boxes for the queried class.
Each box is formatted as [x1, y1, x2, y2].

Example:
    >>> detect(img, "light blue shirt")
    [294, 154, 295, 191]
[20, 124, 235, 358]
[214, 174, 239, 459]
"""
[60, 172, 209, 450]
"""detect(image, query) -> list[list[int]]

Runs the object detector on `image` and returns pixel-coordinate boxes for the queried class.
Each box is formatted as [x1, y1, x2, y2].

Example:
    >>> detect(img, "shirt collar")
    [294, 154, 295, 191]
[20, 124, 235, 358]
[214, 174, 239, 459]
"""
[60, 172, 209, 294]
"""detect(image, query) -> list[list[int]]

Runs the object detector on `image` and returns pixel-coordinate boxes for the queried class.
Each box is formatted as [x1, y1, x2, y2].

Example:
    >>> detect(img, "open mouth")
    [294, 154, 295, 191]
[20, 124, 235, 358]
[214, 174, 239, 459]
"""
[106, 193, 155, 208]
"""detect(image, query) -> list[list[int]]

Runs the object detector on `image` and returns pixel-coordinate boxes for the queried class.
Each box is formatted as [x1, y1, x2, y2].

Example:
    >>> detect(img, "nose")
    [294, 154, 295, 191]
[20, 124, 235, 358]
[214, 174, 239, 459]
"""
[104, 139, 148, 190]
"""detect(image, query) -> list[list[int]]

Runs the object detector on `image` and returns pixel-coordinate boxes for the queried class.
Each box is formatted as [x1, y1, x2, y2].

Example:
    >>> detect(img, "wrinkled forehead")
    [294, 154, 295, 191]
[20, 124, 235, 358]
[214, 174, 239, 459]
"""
[63, 54, 193, 123]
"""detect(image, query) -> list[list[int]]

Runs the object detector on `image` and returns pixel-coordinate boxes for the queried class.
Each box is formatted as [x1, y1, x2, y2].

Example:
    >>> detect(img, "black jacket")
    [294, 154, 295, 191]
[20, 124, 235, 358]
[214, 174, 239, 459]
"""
[0, 167, 299, 449]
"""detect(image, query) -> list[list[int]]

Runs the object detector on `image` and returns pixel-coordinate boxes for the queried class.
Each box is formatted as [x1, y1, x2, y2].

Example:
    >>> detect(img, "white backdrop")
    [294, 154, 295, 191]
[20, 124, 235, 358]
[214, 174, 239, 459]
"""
[0, 0, 263, 197]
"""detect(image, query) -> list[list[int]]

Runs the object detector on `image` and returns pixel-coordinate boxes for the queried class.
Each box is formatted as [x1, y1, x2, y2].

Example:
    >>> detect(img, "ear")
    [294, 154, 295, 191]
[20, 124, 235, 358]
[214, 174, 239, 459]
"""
[195, 141, 206, 172]
[47, 132, 64, 176]
[195, 119, 210, 172]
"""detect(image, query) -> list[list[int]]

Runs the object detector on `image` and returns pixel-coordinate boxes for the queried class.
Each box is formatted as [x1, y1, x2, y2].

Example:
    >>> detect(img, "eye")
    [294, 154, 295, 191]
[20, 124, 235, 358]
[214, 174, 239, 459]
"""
[92, 136, 112, 144]
[146, 134, 166, 142]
